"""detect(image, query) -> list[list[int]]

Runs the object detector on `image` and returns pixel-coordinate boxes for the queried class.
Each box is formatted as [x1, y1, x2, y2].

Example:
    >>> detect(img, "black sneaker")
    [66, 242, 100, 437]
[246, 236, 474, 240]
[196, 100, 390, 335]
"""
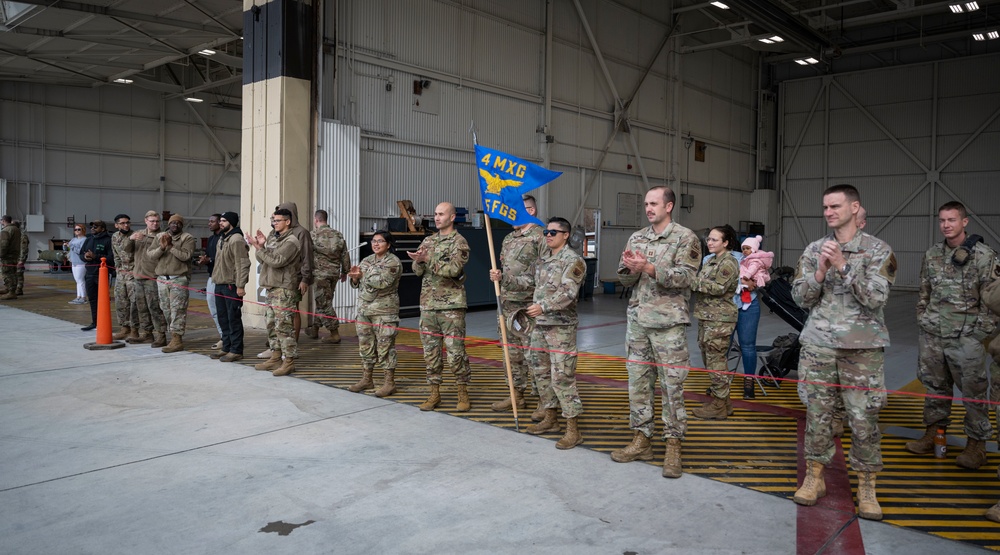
[81, 323, 97, 331]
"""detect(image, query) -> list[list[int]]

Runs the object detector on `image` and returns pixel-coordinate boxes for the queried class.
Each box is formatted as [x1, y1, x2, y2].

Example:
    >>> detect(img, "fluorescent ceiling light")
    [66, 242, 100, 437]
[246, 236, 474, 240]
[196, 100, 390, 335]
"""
[198, 49, 216, 56]
[950, 4, 965, 12]
[989, 30, 1000, 39]
[759, 36, 784, 44]
[184, 97, 204, 103]
[966, 2, 980, 11]
[973, 32, 986, 40]
[795, 57, 820, 65]
[710, 2, 729, 9]
[113, 78, 133, 84]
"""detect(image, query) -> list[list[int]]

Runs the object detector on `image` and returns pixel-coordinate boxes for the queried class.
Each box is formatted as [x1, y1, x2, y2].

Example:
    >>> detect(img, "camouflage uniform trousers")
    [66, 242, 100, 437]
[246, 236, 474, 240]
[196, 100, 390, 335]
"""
[357, 313, 398, 371]
[314, 275, 341, 331]
[529, 324, 583, 419]
[15, 265, 24, 293]
[157, 276, 191, 336]
[626, 322, 690, 440]
[800, 343, 886, 472]
[918, 330, 995, 440]
[266, 287, 298, 358]
[499, 299, 536, 394]
[114, 274, 139, 328]
[1, 261, 15, 293]
[419, 308, 471, 385]
[135, 278, 166, 332]
[699, 320, 737, 399]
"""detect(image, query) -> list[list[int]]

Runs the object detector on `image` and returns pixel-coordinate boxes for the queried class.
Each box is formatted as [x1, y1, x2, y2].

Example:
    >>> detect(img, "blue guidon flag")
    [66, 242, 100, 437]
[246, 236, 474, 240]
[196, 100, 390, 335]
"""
[475, 145, 561, 227]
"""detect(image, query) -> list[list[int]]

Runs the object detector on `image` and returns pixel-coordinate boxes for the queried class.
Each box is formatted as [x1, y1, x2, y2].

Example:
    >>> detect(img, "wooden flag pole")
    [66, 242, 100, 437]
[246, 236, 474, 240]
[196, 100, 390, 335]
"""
[483, 212, 522, 430]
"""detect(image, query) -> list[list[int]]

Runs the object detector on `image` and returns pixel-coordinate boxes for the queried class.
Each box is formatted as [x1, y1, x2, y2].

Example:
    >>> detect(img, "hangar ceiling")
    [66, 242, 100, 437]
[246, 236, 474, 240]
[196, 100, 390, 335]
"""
[0, 0, 997, 105]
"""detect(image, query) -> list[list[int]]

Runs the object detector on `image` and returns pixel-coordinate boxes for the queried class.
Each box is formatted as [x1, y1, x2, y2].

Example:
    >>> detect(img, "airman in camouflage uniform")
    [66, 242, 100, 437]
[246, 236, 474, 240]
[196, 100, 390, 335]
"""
[906, 201, 1000, 471]
[251, 208, 303, 377]
[610, 187, 701, 478]
[791, 184, 895, 521]
[14, 220, 27, 295]
[523, 217, 588, 450]
[309, 209, 351, 343]
[348, 230, 402, 397]
[111, 214, 139, 341]
[489, 195, 545, 414]
[690, 226, 741, 420]
[0, 215, 21, 300]
[409, 202, 472, 412]
[129, 210, 167, 345]
[148, 214, 195, 353]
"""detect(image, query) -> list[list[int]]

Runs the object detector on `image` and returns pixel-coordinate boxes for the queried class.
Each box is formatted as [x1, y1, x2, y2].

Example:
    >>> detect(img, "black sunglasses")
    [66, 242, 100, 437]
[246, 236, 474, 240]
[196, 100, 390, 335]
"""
[542, 229, 567, 237]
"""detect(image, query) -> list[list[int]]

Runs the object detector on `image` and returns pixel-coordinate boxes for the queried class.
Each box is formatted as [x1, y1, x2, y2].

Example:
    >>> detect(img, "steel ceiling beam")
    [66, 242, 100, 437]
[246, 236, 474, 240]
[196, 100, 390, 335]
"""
[12, 0, 237, 36]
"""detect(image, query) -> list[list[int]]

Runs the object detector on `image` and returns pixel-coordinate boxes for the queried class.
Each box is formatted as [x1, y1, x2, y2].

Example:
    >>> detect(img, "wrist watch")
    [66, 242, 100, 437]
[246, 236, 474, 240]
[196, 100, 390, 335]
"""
[839, 263, 851, 276]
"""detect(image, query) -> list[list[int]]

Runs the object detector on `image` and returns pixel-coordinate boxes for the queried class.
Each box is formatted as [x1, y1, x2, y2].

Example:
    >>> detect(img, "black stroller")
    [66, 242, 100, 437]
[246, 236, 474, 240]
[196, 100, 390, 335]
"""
[755, 266, 806, 387]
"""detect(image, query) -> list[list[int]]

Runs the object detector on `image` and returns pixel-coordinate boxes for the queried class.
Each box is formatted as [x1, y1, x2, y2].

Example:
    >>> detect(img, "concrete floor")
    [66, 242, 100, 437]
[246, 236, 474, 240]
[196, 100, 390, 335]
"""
[0, 273, 990, 554]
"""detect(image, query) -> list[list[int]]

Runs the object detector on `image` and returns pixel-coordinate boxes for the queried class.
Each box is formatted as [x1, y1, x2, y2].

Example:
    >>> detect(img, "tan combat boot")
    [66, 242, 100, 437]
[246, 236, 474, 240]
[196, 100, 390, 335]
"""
[611, 431, 654, 463]
[662, 438, 683, 478]
[904, 425, 938, 454]
[305, 324, 319, 339]
[128, 331, 151, 344]
[0, 291, 17, 300]
[349, 368, 375, 393]
[150, 331, 167, 348]
[126, 327, 140, 342]
[220, 353, 243, 362]
[556, 417, 583, 449]
[210, 350, 228, 359]
[957, 438, 988, 469]
[255, 350, 282, 371]
[856, 471, 882, 520]
[161, 333, 184, 353]
[324, 330, 341, 344]
[793, 460, 827, 505]
[272, 357, 296, 376]
[526, 408, 560, 435]
[491, 389, 525, 412]
[113, 326, 131, 340]
[456, 384, 471, 412]
[691, 396, 729, 420]
[418, 384, 441, 411]
[374, 370, 397, 398]
[987, 501, 1000, 523]
[530, 399, 547, 422]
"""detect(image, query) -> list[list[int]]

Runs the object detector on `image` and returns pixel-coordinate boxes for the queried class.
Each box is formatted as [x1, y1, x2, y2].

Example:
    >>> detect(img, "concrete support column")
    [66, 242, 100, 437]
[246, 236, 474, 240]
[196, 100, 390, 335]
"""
[241, 0, 316, 327]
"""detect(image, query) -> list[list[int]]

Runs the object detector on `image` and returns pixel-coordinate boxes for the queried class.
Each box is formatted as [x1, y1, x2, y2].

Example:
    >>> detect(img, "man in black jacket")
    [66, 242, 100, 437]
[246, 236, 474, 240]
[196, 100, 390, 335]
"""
[81, 220, 115, 331]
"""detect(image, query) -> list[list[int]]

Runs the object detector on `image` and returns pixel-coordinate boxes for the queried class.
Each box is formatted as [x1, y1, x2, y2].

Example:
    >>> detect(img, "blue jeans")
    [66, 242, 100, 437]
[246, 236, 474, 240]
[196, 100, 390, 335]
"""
[735, 297, 761, 375]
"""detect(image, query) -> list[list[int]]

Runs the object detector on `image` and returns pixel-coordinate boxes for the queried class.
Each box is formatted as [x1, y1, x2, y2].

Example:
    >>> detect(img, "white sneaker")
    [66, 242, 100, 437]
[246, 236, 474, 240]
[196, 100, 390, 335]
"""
[212, 340, 223, 350]
[257, 349, 273, 359]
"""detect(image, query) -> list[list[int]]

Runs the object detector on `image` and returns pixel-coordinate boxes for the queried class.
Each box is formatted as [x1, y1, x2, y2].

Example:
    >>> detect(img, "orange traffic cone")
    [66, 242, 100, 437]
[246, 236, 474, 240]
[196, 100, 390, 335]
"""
[84, 257, 125, 351]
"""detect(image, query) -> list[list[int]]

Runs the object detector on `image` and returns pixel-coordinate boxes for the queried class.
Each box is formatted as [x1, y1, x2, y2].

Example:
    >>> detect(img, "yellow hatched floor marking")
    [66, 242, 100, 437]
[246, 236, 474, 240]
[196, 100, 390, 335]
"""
[16, 273, 1000, 551]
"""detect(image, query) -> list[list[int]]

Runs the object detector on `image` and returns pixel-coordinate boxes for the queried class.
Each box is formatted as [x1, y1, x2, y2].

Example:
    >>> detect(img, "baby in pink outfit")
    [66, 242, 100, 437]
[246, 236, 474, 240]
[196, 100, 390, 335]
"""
[737, 235, 773, 309]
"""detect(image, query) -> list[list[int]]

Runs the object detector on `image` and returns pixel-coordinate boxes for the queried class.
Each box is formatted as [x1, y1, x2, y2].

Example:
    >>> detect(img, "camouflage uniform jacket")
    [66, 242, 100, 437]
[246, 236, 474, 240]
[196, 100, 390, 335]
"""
[917, 240, 999, 340]
[256, 230, 301, 290]
[499, 225, 544, 303]
[0, 223, 21, 261]
[351, 252, 402, 316]
[617, 222, 701, 328]
[533, 246, 586, 326]
[311, 225, 350, 280]
[148, 231, 195, 277]
[692, 251, 740, 323]
[793, 231, 896, 349]
[131, 228, 160, 279]
[413, 231, 469, 310]
[111, 230, 135, 276]
[212, 229, 251, 288]
[18, 231, 28, 263]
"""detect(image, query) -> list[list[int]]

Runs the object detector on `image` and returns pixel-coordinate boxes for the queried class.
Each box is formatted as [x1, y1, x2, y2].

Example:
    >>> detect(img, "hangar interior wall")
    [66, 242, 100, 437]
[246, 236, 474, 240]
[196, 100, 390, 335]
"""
[0, 82, 241, 258]
[779, 52, 1000, 289]
[329, 0, 760, 280]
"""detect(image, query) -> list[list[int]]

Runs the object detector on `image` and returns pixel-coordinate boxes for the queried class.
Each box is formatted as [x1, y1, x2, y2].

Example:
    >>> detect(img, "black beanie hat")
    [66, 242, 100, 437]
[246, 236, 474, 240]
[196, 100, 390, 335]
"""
[220, 211, 240, 227]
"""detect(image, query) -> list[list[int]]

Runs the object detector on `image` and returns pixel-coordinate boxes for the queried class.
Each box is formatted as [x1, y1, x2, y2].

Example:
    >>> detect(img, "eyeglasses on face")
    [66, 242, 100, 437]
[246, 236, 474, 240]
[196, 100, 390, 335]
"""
[542, 229, 567, 237]
[270, 218, 289, 223]
[371, 239, 387, 245]
[74, 228, 84, 231]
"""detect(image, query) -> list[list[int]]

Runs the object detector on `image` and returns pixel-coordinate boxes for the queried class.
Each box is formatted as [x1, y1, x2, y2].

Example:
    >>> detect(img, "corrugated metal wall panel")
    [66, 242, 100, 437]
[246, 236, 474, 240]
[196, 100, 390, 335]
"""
[317, 121, 362, 323]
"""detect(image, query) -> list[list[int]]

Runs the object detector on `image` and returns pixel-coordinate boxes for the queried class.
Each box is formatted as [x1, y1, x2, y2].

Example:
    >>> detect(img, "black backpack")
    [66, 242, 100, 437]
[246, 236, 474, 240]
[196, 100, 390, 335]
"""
[763, 333, 800, 378]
